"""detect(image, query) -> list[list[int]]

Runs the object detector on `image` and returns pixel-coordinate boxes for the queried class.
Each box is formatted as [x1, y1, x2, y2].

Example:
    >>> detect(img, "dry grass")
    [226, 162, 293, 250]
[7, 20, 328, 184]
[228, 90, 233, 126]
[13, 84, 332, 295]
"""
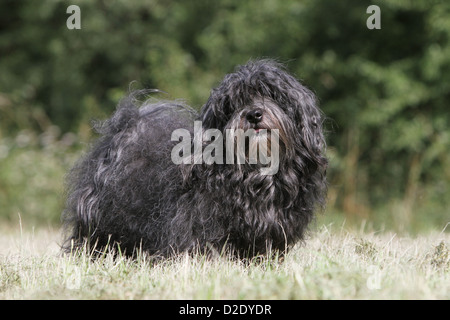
[0, 224, 448, 299]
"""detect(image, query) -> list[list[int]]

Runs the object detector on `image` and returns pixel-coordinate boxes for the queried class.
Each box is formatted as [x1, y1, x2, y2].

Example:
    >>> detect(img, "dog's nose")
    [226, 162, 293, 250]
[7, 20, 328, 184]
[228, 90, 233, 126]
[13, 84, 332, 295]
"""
[246, 108, 263, 124]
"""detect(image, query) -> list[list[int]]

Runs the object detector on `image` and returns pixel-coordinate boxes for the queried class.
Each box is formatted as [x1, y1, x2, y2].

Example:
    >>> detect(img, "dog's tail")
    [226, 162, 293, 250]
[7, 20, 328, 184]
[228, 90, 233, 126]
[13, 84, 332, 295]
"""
[61, 89, 196, 254]
[92, 89, 155, 136]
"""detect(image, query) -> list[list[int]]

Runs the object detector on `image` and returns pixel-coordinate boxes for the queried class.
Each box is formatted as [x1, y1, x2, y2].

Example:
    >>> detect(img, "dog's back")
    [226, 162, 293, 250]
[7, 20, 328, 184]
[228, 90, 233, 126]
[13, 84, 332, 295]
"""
[62, 94, 195, 255]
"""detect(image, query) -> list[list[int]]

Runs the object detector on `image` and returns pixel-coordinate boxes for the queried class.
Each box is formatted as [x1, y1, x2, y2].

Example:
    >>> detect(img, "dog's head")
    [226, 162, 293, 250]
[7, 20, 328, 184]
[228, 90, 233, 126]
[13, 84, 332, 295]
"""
[198, 60, 327, 175]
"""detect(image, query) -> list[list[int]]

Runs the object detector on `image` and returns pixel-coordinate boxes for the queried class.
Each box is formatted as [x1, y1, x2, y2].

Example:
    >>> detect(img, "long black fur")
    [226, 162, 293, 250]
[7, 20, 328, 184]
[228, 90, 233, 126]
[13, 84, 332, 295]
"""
[62, 60, 327, 258]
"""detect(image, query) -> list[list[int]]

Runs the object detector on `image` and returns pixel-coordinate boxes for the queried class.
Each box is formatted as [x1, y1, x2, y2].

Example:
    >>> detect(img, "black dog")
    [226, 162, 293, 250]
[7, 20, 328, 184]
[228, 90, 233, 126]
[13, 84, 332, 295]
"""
[62, 60, 327, 258]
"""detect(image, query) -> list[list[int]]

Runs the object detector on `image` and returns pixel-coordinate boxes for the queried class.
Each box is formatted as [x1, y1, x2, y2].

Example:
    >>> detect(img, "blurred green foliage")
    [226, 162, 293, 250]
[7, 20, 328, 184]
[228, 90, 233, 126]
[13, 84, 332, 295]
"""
[0, 127, 78, 225]
[0, 0, 449, 231]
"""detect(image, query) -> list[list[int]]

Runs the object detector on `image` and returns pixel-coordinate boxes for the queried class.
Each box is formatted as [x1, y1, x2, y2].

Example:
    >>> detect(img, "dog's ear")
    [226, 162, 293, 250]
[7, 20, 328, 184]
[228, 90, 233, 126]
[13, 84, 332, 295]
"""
[295, 89, 328, 173]
[200, 93, 234, 131]
[300, 91, 326, 152]
[200, 102, 218, 129]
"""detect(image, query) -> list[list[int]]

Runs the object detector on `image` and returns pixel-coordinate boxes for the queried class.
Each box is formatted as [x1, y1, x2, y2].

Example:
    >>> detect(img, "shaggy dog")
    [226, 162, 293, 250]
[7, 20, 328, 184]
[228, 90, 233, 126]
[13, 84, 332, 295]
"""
[62, 60, 327, 258]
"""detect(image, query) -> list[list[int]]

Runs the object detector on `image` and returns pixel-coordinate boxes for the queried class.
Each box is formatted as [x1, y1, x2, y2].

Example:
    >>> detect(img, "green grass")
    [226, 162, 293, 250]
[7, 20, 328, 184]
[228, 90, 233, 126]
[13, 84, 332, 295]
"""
[1, 224, 448, 299]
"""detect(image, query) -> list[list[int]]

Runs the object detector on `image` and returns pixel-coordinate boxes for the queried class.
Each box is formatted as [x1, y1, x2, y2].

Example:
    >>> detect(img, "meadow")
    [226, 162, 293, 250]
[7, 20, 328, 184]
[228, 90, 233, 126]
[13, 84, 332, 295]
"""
[1, 223, 448, 300]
